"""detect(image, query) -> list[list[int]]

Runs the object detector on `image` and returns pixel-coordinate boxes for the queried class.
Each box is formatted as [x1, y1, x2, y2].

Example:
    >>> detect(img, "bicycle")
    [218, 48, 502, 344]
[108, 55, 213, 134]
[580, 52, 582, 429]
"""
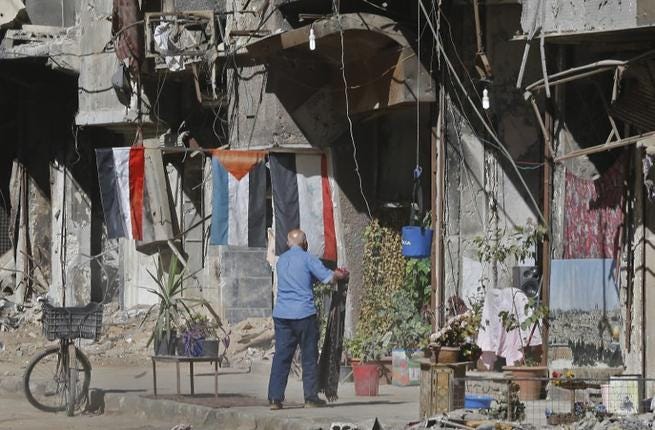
[23, 297, 103, 416]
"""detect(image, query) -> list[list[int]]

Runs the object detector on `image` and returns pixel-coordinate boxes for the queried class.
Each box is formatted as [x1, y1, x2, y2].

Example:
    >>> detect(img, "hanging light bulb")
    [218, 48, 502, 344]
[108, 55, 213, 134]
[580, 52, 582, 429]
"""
[309, 27, 316, 51]
[482, 88, 490, 110]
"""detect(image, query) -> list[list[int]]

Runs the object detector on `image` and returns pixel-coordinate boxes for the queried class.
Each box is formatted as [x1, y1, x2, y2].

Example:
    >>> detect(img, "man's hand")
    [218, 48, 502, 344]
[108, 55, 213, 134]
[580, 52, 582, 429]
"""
[333, 268, 350, 282]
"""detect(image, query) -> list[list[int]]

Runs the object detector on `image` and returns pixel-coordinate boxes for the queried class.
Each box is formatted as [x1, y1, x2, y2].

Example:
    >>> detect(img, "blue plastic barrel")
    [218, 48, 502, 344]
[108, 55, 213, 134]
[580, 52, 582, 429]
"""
[401, 226, 433, 258]
[465, 394, 493, 409]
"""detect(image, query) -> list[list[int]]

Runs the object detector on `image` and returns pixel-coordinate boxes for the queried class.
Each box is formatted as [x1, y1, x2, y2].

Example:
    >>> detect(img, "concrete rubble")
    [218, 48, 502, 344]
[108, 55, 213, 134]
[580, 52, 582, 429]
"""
[0, 301, 275, 368]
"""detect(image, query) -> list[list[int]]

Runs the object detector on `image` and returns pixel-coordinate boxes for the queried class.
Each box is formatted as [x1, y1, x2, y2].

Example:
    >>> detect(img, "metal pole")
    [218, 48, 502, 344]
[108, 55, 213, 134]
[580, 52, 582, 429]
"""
[433, 85, 446, 329]
[541, 105, 553, 366]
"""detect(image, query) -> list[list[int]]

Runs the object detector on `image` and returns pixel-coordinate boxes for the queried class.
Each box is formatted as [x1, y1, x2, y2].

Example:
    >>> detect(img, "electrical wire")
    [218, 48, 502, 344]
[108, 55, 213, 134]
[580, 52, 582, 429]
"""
[415, 3, 421, 169]
[332, 0, 373, 219]
[418, 1, 545, 225]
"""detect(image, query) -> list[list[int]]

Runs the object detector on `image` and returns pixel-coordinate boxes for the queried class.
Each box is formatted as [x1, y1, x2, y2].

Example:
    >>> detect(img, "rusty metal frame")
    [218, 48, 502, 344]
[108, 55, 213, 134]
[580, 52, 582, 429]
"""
[144, 11, 215, 60]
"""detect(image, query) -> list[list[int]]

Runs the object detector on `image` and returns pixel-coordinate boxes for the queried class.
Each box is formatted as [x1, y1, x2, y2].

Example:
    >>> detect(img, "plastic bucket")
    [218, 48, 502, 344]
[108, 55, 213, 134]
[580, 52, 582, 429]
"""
[401, 226, 433, 258]
[465, 394, 493, 409]
[352, 363, 380, 396]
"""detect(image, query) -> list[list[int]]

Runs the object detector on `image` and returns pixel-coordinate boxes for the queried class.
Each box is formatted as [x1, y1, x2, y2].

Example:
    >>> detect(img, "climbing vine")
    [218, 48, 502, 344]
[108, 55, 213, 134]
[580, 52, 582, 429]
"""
[355, 219, 406, 344]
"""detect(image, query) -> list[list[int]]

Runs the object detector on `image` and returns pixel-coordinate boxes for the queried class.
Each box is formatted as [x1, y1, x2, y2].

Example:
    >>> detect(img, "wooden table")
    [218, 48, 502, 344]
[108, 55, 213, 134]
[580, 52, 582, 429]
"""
[151, 355, 219, 398]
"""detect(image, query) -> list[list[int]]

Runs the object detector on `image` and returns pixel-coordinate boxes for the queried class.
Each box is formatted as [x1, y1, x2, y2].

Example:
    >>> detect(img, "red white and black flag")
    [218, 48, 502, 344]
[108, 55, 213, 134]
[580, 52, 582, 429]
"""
[95, 147, 145, 240]
[269, 153, 337, 261]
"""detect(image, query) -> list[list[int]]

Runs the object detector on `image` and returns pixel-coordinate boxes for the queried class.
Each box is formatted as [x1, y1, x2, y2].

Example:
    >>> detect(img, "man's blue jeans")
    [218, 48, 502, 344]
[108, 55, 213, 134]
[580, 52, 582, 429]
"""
[268, 315, 319, 403]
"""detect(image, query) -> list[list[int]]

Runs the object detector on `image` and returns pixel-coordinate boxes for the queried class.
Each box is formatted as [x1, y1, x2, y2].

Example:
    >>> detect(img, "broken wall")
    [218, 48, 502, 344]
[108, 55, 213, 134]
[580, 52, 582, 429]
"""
[444, 4, 542, 307]
[520, 0, 655, 36]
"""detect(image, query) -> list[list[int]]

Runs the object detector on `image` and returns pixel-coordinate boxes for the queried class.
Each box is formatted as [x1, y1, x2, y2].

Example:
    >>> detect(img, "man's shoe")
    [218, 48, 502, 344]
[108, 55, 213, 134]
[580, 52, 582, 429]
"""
[270, 401, 283, 410]
[304, 398, 327, 408]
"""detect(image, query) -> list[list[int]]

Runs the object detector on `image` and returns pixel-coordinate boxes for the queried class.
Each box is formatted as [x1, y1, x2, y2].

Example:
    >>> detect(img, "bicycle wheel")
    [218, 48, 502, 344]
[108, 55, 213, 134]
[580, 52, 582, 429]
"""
[23, 345, 91, 413]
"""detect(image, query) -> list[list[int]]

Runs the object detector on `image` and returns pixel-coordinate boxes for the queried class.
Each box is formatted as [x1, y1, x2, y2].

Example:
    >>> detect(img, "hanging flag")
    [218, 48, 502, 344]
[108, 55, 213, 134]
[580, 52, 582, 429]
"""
[95, 147, 145, 240]
[210, 149, 267, 247]
[269, 153, 337, 261]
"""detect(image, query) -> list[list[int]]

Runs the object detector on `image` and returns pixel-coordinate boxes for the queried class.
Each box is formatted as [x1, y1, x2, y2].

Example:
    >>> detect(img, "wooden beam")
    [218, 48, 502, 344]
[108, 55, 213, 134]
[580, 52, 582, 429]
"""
[433, 85, 446, 329]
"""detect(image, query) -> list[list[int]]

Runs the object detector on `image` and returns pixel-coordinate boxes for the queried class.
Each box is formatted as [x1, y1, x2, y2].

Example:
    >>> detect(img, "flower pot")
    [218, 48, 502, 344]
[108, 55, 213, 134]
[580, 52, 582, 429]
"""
[154, 330, 177, 356]
[431, 346, 460, 364]
[201, 339, 219, 357]
[504, 366, 548, 400]
[352, 362, 380, 396]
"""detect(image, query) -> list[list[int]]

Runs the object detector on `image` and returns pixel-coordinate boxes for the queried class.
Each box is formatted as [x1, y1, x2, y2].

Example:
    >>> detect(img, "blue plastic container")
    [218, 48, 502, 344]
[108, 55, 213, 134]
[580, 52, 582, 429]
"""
[401, 226, 433, 258]
[464, 394, 493, 409]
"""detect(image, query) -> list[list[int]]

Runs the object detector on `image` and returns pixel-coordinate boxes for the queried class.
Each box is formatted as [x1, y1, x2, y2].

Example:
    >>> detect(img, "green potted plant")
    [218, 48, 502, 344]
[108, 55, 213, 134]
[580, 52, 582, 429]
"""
[177, 309, 230, 362]
[499, 297, 549, 400]
[472, 221, 549, 400]
[141, 254, 207, 356]
[429, 311, 477, 363]
[388, 288, 431, 385]
[345, 331, 391, 396]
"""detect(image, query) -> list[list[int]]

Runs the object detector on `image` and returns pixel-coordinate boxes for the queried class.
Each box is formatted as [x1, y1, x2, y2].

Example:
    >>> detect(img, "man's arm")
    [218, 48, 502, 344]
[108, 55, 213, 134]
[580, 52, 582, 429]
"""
[307, 255, 349, 284]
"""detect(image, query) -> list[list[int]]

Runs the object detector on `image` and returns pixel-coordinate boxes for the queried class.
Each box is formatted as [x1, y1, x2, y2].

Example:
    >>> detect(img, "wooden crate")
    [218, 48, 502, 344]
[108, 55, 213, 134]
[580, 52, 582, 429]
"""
[419, 360, 468, 417]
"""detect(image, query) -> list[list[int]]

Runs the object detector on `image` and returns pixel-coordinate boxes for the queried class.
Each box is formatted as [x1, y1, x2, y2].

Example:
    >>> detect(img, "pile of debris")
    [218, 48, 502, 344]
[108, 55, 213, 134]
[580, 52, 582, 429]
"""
[569, 413, 654, 430]
[0, 299, 276, 369]
[405, 410, 655, 430]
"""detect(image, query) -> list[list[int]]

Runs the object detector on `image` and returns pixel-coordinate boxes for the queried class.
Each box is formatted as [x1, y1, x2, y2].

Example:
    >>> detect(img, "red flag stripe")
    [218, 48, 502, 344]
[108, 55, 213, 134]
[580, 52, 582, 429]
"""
[321, 154, 337, 261]
[128, 147, 145, 240]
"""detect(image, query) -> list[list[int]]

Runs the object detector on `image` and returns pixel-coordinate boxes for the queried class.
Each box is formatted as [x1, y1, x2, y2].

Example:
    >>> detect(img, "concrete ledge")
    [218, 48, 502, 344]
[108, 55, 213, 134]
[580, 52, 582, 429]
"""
[104, 393, 325, 430]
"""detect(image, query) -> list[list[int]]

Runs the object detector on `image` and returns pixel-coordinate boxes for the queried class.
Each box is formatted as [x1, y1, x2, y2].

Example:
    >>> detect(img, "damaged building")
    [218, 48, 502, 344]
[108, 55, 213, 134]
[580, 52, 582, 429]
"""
[2, 0, 655, 393]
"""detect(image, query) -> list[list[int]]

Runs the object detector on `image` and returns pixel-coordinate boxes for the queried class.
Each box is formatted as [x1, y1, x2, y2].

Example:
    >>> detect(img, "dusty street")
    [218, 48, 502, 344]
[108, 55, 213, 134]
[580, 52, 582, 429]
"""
[0, 394, 180, 430]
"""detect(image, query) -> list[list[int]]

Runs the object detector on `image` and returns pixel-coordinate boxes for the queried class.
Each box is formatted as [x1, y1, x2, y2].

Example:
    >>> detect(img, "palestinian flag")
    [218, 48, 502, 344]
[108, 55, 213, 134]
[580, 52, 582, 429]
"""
[269, 153, 337, 261]
[210, 149, 267, 247]
[95, 147, 145, 240]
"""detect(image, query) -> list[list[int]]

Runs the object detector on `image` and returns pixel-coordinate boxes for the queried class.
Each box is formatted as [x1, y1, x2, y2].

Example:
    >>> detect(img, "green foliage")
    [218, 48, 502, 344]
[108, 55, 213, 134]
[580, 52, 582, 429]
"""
[345, 331, 392, 362]
[472, 222, 546, 266]
[430, 310, 480, 347]
[405, 258, 431, 310]
[355, 219, 406, 348]
[389, 289, 431, 351]
[141, 254, 226, 347]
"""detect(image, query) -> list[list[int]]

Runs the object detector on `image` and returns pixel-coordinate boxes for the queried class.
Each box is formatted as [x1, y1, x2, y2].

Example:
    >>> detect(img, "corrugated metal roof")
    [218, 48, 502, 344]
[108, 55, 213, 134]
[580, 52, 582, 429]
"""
[610, 62, 655, 133]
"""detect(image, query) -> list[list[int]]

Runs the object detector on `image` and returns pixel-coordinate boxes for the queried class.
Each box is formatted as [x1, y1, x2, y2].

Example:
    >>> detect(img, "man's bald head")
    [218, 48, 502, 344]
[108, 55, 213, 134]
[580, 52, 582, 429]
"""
[287, 229, 308, 250]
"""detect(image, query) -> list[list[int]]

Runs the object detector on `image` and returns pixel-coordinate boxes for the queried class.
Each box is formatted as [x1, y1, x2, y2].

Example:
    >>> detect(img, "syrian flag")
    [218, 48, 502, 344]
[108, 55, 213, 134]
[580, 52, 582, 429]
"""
[95, 147, 145, 240]
[210, 149, 267, 247]
[269, 153, 337, 261]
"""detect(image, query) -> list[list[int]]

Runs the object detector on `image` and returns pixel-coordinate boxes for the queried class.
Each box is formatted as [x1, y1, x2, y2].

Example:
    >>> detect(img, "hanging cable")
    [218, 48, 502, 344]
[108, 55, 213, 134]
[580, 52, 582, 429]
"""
[418, 1, 545, 225]
[416, 2, 421, 170]
[332, 0, 373, 219]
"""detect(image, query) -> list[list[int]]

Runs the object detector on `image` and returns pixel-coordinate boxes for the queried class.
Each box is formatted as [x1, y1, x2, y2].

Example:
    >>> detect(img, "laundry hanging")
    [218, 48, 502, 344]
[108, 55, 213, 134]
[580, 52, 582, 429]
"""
[269, 153, 337, 261]
[210, 149, 267, 247]
[95, 147, 145, 240]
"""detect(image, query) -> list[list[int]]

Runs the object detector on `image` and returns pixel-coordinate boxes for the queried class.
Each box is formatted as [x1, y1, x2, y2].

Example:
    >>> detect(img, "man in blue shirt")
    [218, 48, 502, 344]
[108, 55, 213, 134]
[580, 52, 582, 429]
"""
[268, 228, 348, 410]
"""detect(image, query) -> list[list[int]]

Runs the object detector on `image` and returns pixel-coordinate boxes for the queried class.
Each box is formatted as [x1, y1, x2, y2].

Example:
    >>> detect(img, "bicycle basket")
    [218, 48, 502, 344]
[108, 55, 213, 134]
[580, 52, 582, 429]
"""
[42, 302, 103, 341]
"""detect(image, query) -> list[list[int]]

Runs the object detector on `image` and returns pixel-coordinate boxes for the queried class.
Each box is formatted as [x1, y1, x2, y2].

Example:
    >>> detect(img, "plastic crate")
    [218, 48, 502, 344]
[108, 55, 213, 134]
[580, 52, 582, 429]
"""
[42, 302, 103, 341]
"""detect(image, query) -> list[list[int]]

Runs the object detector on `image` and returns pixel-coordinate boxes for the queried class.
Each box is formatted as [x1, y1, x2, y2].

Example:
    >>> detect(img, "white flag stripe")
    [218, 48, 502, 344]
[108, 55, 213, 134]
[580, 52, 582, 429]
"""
[228, 173, 249, 246]
[112, 148, 134, 239]
[296, 154, 325, 258]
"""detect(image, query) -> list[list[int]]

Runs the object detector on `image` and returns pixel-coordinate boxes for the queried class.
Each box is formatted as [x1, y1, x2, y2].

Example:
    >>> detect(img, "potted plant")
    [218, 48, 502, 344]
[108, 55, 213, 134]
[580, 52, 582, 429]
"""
[141, 255, 193, 356]
[389, 288, 432, 385]
[499, 297, 550, 400]
[345, 331, 391, 396]
[178, 310, 230, 362]
[429, 311, 476, 363]
[472, 221, 549, 400]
